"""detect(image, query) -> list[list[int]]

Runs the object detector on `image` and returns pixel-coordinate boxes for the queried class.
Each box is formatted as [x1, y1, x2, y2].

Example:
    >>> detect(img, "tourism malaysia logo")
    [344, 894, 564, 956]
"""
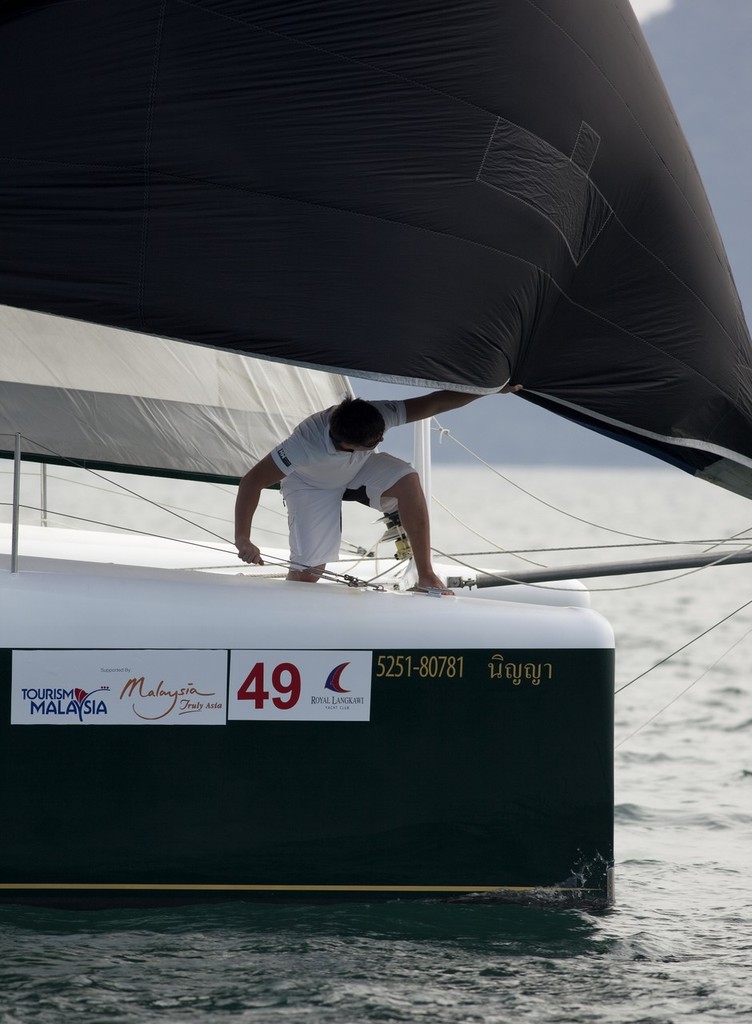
[11, 650, 228, 726]
[16, 685, 111, 721]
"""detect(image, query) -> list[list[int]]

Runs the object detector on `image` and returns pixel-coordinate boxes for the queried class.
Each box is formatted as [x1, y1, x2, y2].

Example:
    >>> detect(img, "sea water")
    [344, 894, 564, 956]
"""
[1, 461, 751, 1023]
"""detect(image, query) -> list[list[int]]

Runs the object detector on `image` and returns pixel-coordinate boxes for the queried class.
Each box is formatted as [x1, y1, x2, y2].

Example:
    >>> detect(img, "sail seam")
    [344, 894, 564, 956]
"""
[174, 0, 488, 119]
[0, 153, 740, 400]
[175, 0, 734, 288]
[138, 1, 168, 333]
[129, 165, 744, 402]
[522, 0, 732, 280]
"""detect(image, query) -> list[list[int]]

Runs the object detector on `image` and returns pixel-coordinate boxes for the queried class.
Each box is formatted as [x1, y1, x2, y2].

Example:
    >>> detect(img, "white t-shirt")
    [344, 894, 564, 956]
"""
[270, 400, 407, 488]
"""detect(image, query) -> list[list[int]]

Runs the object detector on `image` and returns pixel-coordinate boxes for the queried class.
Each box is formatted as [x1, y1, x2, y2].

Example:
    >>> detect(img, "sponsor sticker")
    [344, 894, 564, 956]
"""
[228, 650, 372, 721]
[11, 650, 227, 725]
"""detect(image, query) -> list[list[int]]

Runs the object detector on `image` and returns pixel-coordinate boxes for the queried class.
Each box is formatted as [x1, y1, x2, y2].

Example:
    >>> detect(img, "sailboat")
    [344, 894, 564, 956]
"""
[1, 1, 750, 908]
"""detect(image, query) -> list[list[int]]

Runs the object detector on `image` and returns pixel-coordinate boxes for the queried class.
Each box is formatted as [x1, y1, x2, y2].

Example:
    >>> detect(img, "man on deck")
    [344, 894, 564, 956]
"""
[234, 386, 521, 591]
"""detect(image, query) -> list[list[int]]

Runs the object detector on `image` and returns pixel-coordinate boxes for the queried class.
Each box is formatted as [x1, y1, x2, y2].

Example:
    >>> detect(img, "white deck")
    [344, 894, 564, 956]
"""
[1, 553, 613, 652]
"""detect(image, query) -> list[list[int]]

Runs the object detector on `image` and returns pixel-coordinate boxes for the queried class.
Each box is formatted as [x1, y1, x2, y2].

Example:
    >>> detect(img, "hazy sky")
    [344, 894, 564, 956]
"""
[630, 0, 675, 20]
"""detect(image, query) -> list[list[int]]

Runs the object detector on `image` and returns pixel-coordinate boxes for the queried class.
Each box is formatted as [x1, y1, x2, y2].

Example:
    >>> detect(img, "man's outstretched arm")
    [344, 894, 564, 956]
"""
[402, 383, 522, 424]
[234, 453, 286, 565]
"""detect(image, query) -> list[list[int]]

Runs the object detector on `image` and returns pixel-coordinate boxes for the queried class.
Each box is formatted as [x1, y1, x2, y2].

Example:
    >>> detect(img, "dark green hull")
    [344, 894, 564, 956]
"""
[0, 646, 613, 907]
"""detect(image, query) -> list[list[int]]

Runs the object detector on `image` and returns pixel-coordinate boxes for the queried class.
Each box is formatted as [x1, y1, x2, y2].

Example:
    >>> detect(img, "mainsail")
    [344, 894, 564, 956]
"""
[0, 306, 350, 480]
[1, 2, 751, 492]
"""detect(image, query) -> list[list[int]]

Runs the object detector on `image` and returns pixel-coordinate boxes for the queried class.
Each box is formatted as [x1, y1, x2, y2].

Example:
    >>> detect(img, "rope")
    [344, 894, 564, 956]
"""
[4, 436, 379, 591]
[431, 419, 674, 543]
[615, 595, 752, 694]
[430, 425, 752, 736]
[615, 622, 752, 748]
[431, 494, 548, 567]
[427, 420, 752, 593]
[426, 536, 752, 594]
[3, 503, 234, 555]
[445, 539, 752, 557]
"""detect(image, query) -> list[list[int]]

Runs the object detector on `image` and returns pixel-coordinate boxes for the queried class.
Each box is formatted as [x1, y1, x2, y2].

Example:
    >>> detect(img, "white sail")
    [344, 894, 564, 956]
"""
[0, 305, 351, 480]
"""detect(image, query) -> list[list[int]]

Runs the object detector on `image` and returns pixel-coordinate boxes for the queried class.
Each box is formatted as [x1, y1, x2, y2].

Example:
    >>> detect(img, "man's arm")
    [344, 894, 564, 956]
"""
[234, 453, 286, 565]
[402, 384, 522, 424]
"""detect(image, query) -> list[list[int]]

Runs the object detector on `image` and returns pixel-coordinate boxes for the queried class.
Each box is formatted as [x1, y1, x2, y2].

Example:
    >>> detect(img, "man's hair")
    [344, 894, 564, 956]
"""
[329, 398, 385, 445]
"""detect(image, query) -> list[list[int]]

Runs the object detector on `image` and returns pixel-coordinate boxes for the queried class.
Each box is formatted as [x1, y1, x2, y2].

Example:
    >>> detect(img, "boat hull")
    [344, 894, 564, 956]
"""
[0, 559, 614, 907]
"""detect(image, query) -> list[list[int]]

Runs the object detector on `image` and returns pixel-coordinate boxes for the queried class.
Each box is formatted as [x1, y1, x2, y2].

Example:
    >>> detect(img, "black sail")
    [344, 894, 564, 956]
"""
[1, 1, 751, 491]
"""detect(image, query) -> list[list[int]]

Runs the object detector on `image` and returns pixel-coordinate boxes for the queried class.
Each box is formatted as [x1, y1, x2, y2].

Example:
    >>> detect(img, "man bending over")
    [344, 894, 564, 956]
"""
[234, 386, 520, 591]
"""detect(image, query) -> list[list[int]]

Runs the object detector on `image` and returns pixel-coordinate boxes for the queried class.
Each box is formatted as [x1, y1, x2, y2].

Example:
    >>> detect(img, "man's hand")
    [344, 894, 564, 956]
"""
[234, 454, 286, 568]
[236, 539, 264, 565]
[403, 384, 522, 423]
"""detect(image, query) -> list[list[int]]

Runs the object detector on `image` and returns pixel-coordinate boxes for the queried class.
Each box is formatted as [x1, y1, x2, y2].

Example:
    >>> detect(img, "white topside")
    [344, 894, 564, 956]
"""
[1, 551, 614, 651]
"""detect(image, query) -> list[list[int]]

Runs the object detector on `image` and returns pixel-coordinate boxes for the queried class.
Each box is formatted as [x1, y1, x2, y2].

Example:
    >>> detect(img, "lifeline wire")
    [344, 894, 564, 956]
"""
[42, 468, 282, 531]
[4, 461, 744, 559]
[6, 435, 376, 590]
[427, 420, 752, 592]
[428, 534, 752, 594]
[11, 498, 375, 589]
[447, 539, 750, 556]
[615, 623, 752, 747]
[9, 433, 751, 595]
[18, 461, 366, 554]
[431, 493, 548, 567]
[615, 595, 752, 694]
[431, 418, 674, 543]
[7, 504, 236, 556]
[2, 466, 739, 558]
[10, 436, 231, 544]
[44, 467, 294, 537]
[427, 424, 752, 715]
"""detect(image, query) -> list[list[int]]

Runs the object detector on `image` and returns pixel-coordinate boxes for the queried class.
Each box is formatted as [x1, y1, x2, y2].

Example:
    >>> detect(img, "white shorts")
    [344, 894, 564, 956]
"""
[281, 453, 415, 568]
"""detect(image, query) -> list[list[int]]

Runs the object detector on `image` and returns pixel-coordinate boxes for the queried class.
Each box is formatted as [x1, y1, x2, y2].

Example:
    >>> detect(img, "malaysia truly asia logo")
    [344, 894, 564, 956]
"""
[19, 686, 110, 721]
[119, 676, 220, 720]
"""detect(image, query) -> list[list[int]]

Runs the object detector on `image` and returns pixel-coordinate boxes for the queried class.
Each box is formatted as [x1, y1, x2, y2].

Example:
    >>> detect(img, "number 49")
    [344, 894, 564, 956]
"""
[237, 662, 301, 710]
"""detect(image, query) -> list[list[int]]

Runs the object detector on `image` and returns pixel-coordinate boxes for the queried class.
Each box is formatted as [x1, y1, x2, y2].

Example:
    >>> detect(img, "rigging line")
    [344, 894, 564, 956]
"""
[9, 458, 370, 562]
[183, 565, 287, 576]
[196, 543, 373, 588]
[12, 468, 389, 556]
[44, 466, 369, 549]
[41, 470, 238, 519]
[9, 506, 236, 555]
[615, 596, 752, 695]
[363, 557, 413, 588]
[615, 625, 752, 749]
[431, 420, 673, 543]
[428, 547, 571, 591]
[702, 522, 752, 554]
[5, 462, 735, 561]
[255, 554, 376, 589]
[489, 555, 752, 592]
[38, 471, 290, 535]
[444, 540, 749, 557]
[431, 494, 548, 568]
[429, 541, 752, 594]
[10, 503, 375, 589]
[13, 434, 233, 545]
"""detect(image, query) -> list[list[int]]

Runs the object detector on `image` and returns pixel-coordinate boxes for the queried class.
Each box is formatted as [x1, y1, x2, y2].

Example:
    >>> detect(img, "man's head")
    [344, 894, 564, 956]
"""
[329, 398, 385, 450]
